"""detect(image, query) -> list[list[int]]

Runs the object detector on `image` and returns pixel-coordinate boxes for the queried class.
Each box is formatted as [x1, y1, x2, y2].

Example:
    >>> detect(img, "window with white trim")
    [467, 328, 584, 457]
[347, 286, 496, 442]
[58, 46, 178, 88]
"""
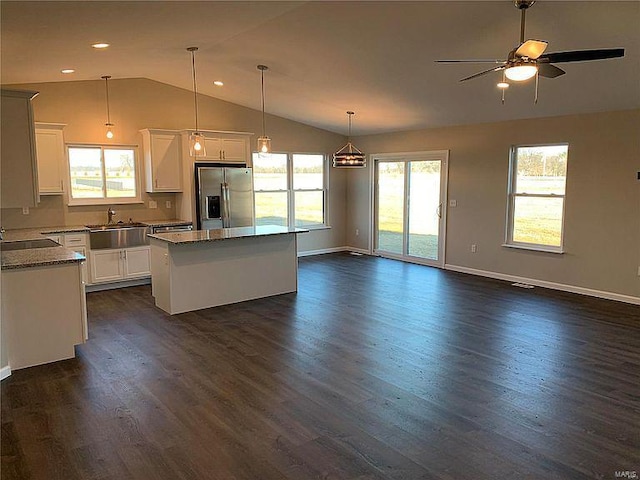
[506, 144, 568, 252]
[253, 152, 327, 228]
[67, 145, 140, 205]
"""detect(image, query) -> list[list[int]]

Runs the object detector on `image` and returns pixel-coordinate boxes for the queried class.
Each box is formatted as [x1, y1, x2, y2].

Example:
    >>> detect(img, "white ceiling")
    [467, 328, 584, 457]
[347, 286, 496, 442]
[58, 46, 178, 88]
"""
[1, 1, 638, 135]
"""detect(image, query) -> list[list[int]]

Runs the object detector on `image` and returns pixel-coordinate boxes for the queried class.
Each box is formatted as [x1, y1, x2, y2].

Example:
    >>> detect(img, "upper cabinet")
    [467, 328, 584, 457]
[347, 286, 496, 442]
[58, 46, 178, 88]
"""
[1, 89, 40, 208]
[184, 130, 252, 166]
[35, 123, 66, 195]
[140, 129, 182, 192]
[203, 135, 249, 163]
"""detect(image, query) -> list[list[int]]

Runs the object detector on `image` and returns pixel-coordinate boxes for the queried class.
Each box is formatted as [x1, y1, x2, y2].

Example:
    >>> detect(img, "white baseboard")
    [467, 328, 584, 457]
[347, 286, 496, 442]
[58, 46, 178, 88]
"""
[298, 246, 349, 257]
[298, 246, 372, 257]
[444, 264, 640, 305]
[1, 365, 11, 381]
[86, 277, 151, 292]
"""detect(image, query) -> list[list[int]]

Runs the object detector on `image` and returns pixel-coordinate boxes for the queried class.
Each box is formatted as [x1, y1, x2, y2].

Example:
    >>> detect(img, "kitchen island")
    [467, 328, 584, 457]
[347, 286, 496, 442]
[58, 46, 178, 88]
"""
[1, 235, 87, 373]
[148, 225, 307, 315]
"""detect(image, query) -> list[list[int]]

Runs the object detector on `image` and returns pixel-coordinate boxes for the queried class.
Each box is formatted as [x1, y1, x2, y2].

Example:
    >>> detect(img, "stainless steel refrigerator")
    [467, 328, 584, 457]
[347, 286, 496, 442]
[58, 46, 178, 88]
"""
[194, 163, 254, 230]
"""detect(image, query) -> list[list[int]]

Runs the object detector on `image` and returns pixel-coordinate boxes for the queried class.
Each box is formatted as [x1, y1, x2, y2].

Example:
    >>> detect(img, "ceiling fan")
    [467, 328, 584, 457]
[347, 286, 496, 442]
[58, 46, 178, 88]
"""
[436, 0, 625, 101]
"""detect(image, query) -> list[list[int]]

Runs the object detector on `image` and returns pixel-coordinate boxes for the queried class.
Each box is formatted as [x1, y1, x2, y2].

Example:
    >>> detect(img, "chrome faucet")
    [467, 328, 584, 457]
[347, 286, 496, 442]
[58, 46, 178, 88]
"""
[107, 207, 116, 224]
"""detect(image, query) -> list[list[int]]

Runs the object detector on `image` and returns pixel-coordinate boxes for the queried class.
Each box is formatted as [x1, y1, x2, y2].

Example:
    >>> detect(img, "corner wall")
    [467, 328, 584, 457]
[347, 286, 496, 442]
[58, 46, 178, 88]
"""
[347, 109, 640, 299]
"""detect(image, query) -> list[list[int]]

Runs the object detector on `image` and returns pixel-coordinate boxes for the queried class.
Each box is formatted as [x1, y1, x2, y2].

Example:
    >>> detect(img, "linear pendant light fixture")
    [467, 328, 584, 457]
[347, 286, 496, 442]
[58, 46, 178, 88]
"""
[256, 65, 271, 156]
[101, 75, 114, 139]
[187, 47, 206, 157]
[333, 111, 366, 168]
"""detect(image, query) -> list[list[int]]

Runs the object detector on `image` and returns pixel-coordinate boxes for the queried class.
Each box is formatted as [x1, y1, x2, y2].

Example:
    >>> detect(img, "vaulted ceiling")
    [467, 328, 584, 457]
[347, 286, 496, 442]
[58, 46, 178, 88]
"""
[1, 1, 638, 135]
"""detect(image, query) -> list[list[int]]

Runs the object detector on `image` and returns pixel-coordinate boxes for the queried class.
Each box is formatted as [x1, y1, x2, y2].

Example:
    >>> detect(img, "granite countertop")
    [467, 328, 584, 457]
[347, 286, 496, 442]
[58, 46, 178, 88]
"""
[141, 219, 192, 227]
[149, 225, 308, 245]
[2, 226, 90, 242]
[1, 245, 85, 270]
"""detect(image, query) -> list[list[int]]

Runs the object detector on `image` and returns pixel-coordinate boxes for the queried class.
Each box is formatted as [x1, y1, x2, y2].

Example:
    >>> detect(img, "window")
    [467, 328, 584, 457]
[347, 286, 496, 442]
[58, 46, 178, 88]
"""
[67, 145, 140, 205]
[253, 152, 327, 228]
[506, 144, 568, 252]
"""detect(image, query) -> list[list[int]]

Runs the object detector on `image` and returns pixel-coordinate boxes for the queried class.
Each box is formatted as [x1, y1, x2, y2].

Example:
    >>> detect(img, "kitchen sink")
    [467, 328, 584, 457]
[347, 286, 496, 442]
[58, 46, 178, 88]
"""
[89, 225, 150, 250]
[1, 238, 60, 251]
[86, 222, 148, 230]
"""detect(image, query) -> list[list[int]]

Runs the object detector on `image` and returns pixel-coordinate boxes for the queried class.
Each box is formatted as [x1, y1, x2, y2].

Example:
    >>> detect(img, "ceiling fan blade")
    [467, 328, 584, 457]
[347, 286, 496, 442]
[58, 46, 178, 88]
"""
[515, 40, 548, 59]
[435, 59, 505, 64]
[538, 63, 565, 78]
[540, 48, 624, 64]
[459, 65, 505, 82]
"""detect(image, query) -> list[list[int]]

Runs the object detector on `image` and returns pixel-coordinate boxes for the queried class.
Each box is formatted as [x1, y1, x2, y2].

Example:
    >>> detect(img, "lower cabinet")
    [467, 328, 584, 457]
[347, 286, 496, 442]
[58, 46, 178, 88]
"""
[90, 246, 151, 284]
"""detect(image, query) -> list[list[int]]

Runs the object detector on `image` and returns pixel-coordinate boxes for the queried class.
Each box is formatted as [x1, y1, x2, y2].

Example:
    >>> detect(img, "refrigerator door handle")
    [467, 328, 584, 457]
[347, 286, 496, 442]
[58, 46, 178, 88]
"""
[221, 183, 231, 228]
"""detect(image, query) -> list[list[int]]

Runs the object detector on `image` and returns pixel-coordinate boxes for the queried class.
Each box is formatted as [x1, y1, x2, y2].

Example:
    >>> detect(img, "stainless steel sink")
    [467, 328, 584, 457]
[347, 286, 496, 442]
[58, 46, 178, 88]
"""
[1, 238, 60, 251]
[89, 225, 150, 250]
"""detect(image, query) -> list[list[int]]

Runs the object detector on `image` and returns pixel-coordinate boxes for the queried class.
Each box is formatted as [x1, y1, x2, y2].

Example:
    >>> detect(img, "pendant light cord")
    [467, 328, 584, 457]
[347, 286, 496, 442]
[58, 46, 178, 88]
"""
[104, 76, 111, 124]
[191, 49, 200, 132]
[261, 68, 266, 137]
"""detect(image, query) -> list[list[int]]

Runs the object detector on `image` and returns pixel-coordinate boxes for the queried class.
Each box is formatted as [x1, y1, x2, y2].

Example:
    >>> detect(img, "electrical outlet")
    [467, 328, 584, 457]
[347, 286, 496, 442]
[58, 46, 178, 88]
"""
[149, 200, 157, 209]
[355, 228, 359, 236]
[449, 199, 457, 207]
[22, 206, 29, 215]
[165, 200, 172, 209]
[471, 244, 477, 253]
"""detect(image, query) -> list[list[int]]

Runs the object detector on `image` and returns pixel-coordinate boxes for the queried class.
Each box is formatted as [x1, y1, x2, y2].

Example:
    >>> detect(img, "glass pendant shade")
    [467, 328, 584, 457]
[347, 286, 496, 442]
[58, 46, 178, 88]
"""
[189, 131, 206, 157]
[187, 47, 206, 157]
[101, 75, 114, 139]
[105, 123, 115, 139]
[505, 64, 537, 81]
[257, 65, 271, 156]
[257, 136, 271, 156]
[333, 111, 366, 168]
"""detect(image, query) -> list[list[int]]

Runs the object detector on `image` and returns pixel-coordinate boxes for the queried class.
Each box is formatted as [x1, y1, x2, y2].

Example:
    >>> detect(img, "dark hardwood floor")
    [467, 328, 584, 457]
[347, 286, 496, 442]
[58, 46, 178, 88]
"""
[2, 253, 639, 480]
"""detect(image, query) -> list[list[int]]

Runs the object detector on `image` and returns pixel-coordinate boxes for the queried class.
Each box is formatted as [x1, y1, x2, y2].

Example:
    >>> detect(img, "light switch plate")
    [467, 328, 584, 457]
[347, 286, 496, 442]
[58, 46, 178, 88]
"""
[165, 200, 172, 209]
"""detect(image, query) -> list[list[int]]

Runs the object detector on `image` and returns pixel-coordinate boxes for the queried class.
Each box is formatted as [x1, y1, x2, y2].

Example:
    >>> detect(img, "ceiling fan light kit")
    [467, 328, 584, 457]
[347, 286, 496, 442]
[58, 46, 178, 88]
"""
[436, 0, 625, 103]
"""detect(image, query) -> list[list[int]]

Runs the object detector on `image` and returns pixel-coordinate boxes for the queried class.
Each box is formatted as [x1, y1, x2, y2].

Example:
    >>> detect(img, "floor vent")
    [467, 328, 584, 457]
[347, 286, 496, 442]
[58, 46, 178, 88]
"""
[349, 251, 363, 256]
[512, 282, 534, 289]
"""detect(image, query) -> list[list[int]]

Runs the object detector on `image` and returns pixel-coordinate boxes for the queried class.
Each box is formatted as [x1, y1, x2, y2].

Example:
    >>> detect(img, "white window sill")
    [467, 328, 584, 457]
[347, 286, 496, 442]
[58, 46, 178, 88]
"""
[502, 243, 565, 254]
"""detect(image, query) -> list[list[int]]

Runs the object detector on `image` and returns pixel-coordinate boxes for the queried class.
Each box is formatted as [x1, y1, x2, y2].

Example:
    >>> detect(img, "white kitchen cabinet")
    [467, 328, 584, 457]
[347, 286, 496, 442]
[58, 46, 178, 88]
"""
[90, 246, 150, 284]
[1, 89, 40, 208]
[2, 261, 86, 369]
[203, 135, 249, 163]
[35, 123, 66, 195]
[140, 129, 182, 192]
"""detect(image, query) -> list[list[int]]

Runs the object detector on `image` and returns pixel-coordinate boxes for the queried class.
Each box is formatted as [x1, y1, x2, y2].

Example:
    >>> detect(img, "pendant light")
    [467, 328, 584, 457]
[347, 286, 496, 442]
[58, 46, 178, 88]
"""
[333, 111, 366, 168]
[101, 75, 114, 139]
[187, 47, 206, 156]
[256, 65, 271, 156]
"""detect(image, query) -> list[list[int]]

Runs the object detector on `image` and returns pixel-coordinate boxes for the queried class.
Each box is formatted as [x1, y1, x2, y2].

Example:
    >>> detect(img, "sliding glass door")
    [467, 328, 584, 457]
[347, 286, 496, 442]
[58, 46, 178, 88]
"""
[374, 151, 448, 267]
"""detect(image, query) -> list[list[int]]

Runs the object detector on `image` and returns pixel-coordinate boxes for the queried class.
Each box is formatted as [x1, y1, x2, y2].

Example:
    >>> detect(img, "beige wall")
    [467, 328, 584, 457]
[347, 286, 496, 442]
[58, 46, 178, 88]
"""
[1, 78, 348, 252]
[348, 109, 640, 299]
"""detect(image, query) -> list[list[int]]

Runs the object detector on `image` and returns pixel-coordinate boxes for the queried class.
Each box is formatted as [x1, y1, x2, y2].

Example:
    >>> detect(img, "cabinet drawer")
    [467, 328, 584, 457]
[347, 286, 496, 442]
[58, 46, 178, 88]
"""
[64, 233, 87, 247]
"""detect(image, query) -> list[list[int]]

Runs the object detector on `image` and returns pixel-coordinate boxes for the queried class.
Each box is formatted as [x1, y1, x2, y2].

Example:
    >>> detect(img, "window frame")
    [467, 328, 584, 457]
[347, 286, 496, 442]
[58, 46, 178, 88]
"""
[252, 151, 329, 229]
[504, 143, 569, 254]
[66, 143, 142, 206]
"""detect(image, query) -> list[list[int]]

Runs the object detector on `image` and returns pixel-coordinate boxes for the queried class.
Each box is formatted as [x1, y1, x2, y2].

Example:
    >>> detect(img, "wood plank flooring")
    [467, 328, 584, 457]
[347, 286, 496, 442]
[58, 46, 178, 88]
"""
[2, 253, 639, 479]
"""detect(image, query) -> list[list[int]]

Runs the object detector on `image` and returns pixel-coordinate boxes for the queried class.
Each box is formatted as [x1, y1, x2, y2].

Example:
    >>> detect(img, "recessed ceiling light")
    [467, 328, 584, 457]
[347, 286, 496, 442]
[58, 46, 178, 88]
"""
[92, 43, 110, 49]
[213, 80, 224, 86]
[61, 69, 75, 74]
